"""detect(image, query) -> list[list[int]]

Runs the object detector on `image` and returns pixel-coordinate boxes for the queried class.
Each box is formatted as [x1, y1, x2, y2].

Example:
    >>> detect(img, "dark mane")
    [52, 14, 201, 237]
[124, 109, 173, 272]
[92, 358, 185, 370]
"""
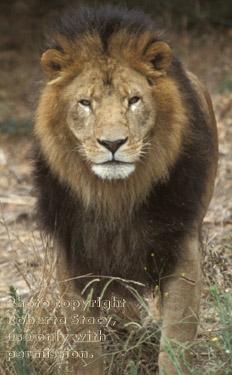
[48, 5, 168, 52]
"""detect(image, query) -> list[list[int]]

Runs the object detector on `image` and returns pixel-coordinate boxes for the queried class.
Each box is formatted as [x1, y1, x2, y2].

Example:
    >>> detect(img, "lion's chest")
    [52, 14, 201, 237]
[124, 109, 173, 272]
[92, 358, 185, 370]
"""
[68, 207, 176, 290]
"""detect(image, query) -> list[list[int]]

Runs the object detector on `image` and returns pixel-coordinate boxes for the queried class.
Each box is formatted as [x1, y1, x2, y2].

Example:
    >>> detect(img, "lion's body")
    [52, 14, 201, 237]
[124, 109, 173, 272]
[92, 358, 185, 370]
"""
[33, 6, 218, 375]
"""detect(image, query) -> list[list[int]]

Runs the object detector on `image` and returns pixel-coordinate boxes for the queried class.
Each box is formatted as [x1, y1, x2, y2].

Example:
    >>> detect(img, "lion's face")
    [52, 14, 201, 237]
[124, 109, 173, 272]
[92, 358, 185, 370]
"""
[37, 34, 188, 212]
[64, 61, 156, 180]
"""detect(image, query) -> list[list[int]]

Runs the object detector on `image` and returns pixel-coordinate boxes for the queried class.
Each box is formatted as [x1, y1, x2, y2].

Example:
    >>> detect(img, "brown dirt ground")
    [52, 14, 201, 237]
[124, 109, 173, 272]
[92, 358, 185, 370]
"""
[0, 11, 232, 371]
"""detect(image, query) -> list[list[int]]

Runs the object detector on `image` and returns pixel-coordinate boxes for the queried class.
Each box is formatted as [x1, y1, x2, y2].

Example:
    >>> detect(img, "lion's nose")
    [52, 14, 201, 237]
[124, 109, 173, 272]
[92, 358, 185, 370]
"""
[97, 137, 128, 154]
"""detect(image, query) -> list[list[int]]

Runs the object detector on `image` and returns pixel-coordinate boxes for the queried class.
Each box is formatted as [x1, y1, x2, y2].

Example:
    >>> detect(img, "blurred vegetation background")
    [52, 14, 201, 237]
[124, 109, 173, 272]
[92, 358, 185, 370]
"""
[0, 0, 232, 134]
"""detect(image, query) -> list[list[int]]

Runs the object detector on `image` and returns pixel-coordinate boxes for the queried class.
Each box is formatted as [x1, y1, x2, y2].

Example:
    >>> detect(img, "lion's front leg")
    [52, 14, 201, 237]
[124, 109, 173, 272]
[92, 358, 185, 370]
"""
[55, 244, 104, 375]
[158, 233, 202, 375]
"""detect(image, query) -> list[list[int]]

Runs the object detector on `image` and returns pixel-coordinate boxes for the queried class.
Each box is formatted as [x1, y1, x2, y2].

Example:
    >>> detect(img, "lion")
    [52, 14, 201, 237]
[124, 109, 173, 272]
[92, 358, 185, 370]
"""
[32, 5, 218, 375]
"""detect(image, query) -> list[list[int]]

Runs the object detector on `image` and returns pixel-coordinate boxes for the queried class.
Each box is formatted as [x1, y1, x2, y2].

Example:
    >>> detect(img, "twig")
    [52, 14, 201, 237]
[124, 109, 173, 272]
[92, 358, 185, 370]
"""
[59, 274, 145, 287]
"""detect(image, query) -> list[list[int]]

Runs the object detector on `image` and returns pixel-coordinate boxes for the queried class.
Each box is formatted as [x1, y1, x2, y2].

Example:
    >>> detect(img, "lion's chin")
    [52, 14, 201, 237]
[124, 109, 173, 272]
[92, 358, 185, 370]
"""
[91, 162, 135, 180]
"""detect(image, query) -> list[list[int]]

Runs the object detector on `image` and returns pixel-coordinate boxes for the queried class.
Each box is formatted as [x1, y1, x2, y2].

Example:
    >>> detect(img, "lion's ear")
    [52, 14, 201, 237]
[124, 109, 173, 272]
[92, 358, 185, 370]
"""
[144, 41, 172, 71]
[41, 49, 67, 79]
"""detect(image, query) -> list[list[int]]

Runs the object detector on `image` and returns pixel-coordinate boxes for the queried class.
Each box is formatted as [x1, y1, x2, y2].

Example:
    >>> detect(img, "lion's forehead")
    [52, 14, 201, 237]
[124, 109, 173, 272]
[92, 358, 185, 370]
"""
[69, 60, 148, 102]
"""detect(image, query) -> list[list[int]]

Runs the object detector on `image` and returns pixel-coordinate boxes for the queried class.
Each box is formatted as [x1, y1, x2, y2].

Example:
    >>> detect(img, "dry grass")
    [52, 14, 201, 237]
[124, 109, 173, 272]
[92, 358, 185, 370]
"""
[0, 234, 231, 374]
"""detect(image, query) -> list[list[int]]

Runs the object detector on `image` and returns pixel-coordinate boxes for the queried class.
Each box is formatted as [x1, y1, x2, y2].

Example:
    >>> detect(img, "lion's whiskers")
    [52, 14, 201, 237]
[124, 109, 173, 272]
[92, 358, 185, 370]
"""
[138, 141, 151, 160]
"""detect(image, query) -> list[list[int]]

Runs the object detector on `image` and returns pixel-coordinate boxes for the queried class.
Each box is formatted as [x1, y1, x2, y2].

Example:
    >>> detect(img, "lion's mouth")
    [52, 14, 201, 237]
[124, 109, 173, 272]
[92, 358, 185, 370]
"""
[95, 160, 134, 166]
[91, 160, 135, 180]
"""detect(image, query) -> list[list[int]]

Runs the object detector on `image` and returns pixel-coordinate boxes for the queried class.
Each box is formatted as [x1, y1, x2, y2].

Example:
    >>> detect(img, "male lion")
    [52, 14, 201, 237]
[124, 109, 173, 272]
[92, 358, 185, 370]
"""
[33, 5, 218, 375]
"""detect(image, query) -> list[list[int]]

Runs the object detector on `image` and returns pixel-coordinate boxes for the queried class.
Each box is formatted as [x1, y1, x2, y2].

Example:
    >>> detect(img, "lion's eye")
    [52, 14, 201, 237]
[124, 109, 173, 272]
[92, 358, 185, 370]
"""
[128, 96, 140, 105]
[79, 99, 91, 107]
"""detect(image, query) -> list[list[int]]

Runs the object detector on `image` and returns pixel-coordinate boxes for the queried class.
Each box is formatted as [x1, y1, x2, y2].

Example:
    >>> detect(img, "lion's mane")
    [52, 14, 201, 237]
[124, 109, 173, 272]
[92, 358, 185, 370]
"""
[33, 6, 216, 296]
